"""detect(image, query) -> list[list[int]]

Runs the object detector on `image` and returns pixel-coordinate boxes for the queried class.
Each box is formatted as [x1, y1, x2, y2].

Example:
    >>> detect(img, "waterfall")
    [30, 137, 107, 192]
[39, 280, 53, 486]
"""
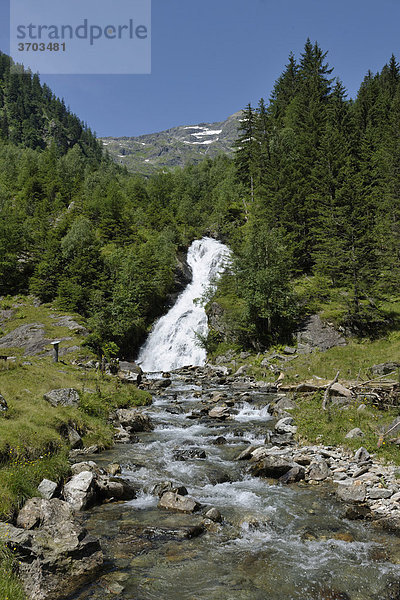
[137, 237, 231, 372]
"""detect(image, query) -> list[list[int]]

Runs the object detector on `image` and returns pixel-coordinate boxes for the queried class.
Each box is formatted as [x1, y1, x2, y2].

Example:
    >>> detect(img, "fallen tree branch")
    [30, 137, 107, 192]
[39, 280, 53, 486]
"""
[322, 371, 340, 411]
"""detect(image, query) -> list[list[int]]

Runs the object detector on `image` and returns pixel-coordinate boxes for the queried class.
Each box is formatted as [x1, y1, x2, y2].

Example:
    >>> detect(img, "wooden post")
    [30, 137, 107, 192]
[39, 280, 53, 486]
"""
[51, 340, 60, 363]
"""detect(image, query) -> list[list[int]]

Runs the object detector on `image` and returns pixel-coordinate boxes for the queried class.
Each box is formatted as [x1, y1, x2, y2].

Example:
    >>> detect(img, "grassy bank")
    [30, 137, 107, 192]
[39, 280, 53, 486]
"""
[0, 297, 151, 598]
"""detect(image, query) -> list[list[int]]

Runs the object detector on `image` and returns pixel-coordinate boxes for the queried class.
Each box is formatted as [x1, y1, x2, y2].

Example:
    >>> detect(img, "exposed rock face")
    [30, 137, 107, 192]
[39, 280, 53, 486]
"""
[51, 315, 88, 336]
[0, 323, 51, 356]
[6, 498, 103, 600]
[44, 388, 80, 408]
[296, 314, 346, 352]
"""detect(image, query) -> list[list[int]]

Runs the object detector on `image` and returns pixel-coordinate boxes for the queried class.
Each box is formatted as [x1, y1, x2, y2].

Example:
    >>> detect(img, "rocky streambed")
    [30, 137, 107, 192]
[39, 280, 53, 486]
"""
[9, 366, 400, 600]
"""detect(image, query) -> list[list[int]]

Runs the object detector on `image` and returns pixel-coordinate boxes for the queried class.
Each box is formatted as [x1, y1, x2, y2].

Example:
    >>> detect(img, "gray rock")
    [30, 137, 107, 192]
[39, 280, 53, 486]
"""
[336, 483, 366, 503]
[279, 465, 305, 484]
[204, 508, 222, 522]
[158, 491, 200, 513]
[71, 461, 104, 476]
[96, 476, 137, 501]
[118, 361, 142, 384]
[274, 417, 297, 435]
[354, 447, 371, 463]
[152, 481, 188, 497]
[330, 382, 353, 398]
[296, 314, 346, 352]
[368, 487, 393, 500]
[250, 455, 298, 478]
[63, 471, 96, 511]
[208, 406, 231, 419]
[236, 445, 257, 461]
[44, 388, 80, 407]
[106, 463, 121, 476]
[345, 427, 364, 439]
[67, 426, 83, 449]
[307, 459, 330, 481]
[115, 408, 154, 432]
[283, 346, 297, 355]
[0, 322, 50, 356]
[0, 393, 7, 411]
[173, 448, 206, 461]
[53, 315, 88, 336]
[273, 396, 297, 413]
[370, 362, 400, 376]
[8, 498, 103, 600]
[234, 365, 247, 376]
[37, 479, 58, 500]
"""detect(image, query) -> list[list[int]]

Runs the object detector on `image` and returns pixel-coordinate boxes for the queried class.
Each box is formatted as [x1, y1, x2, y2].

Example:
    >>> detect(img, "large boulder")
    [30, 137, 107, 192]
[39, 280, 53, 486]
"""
[7, 498, 103, 600]
[158, 491, 200, 513]
[63, 471, 96, 511]
[250, 455, 298, 478]
[44, 388, 80, 408]
[114, 408, 154, 432]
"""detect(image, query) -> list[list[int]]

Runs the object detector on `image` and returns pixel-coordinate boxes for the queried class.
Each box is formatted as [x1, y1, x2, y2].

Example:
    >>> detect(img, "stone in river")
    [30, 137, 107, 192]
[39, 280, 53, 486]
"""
[336, 483, 366, 503]
[250, 455, 298, 478]
[158, 491, 201, 513]
[279, 465, 305, 484]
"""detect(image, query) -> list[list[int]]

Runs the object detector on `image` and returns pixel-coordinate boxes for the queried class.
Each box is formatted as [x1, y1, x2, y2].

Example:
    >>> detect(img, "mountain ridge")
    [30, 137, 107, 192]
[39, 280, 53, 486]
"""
[100, 110, 242, 174]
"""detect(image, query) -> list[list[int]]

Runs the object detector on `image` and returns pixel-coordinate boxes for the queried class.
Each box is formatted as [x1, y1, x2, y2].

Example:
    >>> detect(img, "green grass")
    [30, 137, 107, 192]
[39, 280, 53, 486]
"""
[0, 543, 25, 600]
[293, 391, 400, 465]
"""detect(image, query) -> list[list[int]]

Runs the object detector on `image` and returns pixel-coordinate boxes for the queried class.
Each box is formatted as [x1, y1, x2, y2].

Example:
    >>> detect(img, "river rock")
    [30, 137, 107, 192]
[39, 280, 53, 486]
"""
[114, 408, 154, 432]
[63, 471, 96, 510]
[152, 481, 188, 497]
[96, 476, 137, 501]
[273, 396, 297, 414]
[37, 478, 58, 500]
[336, 483, 366, 503]
[274, 416, 297, 435]
[106, 463, 122, 476]
[173, 448, 206, 461]
[7, 498, 103, 600]
[158, 491, 200, 513]
[307, 459, 330, 481]
[236, 445, 258, 461]
[250, 455, 298, 478]
[150, 378, 172, 390]
[279, 465, 305, 484]
[67, 426, 83, 449]
[208, 406, 231, 419]
[118, 361, 142, 384]
[345, 427, 364, 439]
[44, 387, 80, 407]
[71, 461, 104, 476]
[204, 507, 222, 522]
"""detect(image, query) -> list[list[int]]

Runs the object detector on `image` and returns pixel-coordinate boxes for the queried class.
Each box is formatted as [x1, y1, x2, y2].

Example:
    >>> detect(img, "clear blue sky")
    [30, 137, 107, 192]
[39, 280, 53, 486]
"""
[1, 0, 400, 136]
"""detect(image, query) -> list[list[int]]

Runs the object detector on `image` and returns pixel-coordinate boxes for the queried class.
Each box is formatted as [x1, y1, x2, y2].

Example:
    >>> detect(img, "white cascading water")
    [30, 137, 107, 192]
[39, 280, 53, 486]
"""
[137, 237, 231, 372]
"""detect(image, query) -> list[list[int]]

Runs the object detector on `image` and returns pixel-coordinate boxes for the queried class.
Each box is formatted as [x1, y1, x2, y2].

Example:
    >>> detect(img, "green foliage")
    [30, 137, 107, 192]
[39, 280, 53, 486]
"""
[0, 542, 26, 600]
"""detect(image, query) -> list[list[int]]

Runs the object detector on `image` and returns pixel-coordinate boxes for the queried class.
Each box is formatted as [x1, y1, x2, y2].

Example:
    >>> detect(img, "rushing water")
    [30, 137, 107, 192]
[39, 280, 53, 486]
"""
[76, 375, 400, 600]
[137, 238, 231, 372]
[72, 238, 400, 600]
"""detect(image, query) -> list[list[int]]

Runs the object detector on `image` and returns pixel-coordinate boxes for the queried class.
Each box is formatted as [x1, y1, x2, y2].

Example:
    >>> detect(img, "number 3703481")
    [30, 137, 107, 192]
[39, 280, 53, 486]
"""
[18, 42, 66, 52]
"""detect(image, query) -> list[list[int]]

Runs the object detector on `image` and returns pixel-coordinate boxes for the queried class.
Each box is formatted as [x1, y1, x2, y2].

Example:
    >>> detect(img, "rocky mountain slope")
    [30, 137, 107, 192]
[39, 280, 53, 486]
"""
[100, 111, 242, 175]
